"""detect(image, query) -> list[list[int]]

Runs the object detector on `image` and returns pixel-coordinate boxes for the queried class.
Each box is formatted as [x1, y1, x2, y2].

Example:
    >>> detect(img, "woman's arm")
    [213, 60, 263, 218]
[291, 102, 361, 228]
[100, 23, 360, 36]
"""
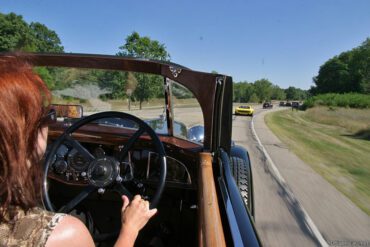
[115, 195, 157, 247]
[45, 195, 157, 247]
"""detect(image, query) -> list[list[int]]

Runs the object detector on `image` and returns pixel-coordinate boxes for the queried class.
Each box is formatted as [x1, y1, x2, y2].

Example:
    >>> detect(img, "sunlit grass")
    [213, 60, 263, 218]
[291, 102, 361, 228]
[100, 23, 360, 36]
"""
[265, 107, 370, 215]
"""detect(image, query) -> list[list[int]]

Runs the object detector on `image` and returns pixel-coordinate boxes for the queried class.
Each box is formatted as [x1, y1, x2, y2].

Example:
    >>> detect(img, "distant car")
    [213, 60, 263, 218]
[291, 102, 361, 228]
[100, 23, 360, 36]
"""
[285, 102, 292, 107]
[263, 102, 273, 109]
[279, 101, 285, 106]
[292, 101, 300, 109]
[235, 105, 254, 116]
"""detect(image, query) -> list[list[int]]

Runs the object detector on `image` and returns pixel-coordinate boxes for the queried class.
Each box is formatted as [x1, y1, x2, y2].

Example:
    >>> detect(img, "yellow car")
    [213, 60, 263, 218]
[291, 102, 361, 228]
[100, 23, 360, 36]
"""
[235, 105, 254, 116]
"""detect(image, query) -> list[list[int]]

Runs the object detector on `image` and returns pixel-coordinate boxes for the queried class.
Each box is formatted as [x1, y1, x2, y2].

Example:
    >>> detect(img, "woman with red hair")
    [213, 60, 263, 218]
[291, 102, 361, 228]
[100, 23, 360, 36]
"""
[0, 58, 156, 246]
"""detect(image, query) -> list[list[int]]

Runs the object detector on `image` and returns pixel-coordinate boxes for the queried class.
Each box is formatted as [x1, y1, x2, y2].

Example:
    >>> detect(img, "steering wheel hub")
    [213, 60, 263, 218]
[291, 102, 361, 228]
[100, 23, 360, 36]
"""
[87, 156, 120, 187]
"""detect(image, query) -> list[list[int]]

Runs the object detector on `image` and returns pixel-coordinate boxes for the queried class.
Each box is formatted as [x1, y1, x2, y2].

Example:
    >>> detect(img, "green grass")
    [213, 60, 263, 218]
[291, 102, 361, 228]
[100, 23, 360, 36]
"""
[265, 107, 370, 215]
[303, 93, 370, 109]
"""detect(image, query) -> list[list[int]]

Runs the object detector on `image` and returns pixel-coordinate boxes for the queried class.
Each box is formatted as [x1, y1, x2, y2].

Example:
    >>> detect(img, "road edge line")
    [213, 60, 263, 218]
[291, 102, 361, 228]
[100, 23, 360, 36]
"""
[250, 114, 328, 247]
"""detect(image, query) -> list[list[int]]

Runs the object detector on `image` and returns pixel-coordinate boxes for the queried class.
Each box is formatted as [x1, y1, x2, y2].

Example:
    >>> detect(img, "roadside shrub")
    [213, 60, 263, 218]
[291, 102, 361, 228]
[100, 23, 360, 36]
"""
[302, 93, 370, 109]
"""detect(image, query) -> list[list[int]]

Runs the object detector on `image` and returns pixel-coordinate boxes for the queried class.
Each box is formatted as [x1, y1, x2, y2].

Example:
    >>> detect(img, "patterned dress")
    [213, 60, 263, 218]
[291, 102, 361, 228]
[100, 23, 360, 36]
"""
[0, 207, 65, 247]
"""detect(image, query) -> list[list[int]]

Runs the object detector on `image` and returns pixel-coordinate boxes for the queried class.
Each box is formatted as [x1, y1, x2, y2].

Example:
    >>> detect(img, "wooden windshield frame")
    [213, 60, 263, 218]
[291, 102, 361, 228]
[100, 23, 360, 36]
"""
[0, 52, 233, 151]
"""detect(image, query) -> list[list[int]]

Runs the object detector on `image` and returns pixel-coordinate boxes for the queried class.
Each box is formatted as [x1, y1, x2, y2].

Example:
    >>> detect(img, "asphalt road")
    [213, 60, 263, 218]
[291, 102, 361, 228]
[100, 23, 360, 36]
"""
[97, 105, 370, 246]
[232, 105, 370, 247]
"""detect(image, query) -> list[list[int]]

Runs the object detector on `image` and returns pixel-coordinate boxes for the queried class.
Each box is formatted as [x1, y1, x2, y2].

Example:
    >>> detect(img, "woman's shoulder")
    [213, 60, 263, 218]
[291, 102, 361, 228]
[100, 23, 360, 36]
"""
[0, 207, 94, 247]
[45, 214, 94, 247]
[0, 207, 66, 247]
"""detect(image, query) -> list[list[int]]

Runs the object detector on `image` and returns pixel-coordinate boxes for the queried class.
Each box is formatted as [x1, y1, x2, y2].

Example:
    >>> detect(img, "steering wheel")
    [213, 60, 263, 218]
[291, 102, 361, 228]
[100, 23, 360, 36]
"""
[43, 111, 167, 215]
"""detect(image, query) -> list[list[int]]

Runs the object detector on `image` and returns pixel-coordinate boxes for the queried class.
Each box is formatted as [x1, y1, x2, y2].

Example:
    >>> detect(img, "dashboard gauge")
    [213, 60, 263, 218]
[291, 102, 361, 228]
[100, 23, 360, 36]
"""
[94, 147, 106, 158]
[54, 159, 68, 174]
[67, 148, 90, 171]
[56, 144, 69, 158]
[147, 152, 191, 184]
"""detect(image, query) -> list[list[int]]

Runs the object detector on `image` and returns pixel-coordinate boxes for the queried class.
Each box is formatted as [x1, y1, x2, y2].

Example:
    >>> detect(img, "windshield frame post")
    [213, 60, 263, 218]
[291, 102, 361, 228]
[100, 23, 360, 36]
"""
[164, 77, 174, 136]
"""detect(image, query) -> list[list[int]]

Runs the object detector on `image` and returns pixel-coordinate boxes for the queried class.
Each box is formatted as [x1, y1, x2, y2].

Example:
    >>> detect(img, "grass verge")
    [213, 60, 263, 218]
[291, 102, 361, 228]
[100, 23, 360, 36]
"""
[265, 107, 370, 215]
[303, 93, 370, 109]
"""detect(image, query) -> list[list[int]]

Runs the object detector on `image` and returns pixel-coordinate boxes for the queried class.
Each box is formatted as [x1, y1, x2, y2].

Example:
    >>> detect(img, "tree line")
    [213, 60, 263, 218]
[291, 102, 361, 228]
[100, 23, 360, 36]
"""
[310, 38, 370, 95]
[234, 79, 307, 103]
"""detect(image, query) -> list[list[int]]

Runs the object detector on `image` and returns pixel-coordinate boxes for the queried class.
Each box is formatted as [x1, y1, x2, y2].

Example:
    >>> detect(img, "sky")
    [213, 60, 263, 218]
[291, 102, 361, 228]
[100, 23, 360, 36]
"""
[1, 0, 370, 89]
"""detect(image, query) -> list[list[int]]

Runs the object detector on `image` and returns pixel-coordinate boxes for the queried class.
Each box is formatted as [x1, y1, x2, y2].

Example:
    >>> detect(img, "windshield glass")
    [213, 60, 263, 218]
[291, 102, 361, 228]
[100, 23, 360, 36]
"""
[170, 80, 204, 142]
[38, 66, 203, 143]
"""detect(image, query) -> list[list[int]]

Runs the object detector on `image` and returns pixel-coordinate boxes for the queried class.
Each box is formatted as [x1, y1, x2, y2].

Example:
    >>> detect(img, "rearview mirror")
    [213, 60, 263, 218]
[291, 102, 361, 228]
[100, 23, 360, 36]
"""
[50, 104, 83, 119]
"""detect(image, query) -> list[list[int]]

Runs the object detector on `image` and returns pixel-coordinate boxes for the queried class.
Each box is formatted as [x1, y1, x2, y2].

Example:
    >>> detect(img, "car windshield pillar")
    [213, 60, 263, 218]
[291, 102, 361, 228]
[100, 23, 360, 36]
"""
[164, 77, 174, 136]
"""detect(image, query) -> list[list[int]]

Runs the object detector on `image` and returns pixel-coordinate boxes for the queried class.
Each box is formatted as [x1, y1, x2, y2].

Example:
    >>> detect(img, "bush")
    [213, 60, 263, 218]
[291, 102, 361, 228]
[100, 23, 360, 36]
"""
[302, 93, 370, 109]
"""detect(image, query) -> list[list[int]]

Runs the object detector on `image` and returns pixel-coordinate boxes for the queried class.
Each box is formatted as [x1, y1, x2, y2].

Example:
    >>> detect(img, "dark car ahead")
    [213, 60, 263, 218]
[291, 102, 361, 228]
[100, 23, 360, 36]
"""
[292, 101, 300, 110]
[263, 102, 273, 109]
[0, 53, 261, 247]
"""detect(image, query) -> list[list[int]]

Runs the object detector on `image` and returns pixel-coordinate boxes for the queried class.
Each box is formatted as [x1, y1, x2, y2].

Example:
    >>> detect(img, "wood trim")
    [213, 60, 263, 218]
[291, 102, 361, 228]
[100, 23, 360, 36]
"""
[1, 53, 221, 149]
[49, 123, 202, 150]
[198, 152, 226, 247]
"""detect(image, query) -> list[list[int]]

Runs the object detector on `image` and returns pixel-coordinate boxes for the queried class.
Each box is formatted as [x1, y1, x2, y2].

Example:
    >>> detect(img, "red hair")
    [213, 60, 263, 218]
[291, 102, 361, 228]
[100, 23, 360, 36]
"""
[0, 56, 51, 222]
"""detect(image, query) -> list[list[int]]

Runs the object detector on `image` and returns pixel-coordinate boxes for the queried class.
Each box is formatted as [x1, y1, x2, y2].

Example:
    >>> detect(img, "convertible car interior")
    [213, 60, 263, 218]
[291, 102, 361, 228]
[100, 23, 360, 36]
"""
[1, 52, 260, 247]
[46, 112, 201, 246]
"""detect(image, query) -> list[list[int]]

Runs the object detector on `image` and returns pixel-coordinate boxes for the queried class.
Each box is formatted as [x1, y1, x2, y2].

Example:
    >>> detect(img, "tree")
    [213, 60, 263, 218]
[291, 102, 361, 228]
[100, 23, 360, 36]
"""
[0, 12, 64, 53]
[254, 79, 273, 102]
[33, 67, 55, 88]
[271, 85, 286, 100]
[243, 83, 255, 102]
[233, 81, 255, 102]
[314, 57, 352, 93]
[285, 86, 308, 100]
[250, 93, 259, 103]
[30, 22, 64, 52]
[352, 38, 370, 93]
[117, 32, 170, 109]
[117, 31, 170, 60]
[312, 37, 370, 95]
[285, 86, 298, 100]
[0, 12, 35, 52]
[97, 70, 126, 99]
[233, 82, 244, 102]
[0, 12, 65, 91]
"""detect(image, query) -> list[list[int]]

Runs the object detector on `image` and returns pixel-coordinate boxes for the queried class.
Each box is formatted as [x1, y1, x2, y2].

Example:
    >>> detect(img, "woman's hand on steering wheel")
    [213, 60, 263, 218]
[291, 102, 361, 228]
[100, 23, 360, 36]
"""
[121, 195, 157, 233]
[115, 195, 157, 246]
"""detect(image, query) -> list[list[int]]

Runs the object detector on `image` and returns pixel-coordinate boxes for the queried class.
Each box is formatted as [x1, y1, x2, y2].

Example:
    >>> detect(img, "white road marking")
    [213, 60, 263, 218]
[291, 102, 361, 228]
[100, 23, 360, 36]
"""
[250, 114, 329, 247]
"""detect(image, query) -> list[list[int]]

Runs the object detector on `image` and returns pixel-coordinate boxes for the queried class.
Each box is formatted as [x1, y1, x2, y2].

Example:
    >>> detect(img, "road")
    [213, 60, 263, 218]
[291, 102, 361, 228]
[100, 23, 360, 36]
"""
[232, 105, 370, 247]
[96, 105, 370, 246]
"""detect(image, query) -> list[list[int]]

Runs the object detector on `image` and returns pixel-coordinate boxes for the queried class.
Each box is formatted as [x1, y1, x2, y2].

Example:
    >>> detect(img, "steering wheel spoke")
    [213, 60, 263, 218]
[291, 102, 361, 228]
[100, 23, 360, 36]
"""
[113, 183, 133, 200]
[118, 127, 145, 161]
[65, 135, 95, 162]
[58, 185, 96, 213]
